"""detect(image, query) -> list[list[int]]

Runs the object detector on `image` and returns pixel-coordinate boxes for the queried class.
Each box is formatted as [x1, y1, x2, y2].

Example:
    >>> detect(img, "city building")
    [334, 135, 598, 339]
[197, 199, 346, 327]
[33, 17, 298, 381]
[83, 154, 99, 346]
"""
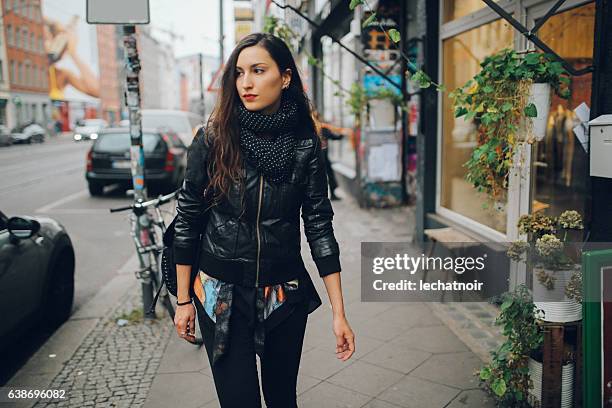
[42, 0, 102, 131]
[0, 0, 11, 125]
[96, 25, 123, 125]
[2, 0, 50, 129]
[139, 26, 180, 111]
[257, 0, 612, 289]
[176, 53, 220, 118]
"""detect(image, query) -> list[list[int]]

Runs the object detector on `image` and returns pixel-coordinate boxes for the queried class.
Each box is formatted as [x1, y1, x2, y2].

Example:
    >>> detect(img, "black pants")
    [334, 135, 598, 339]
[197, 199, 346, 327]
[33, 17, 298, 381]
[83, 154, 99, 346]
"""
[195, 298, 309, 407]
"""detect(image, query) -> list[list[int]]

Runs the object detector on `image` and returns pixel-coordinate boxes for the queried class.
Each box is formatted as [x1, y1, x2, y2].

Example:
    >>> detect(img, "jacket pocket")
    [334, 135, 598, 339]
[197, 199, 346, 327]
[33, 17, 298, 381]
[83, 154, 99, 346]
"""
[209, 218, 239, 259]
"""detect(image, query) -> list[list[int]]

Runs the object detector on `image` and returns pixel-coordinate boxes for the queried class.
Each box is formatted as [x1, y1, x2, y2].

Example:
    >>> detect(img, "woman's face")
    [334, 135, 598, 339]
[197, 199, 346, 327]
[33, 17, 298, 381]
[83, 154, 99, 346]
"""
[235, 45, 291, 115]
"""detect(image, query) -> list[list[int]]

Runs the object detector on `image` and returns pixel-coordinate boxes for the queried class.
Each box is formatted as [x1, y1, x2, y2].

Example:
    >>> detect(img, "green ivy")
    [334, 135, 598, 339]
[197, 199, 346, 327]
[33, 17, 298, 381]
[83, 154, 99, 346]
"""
[478, 285, 543, 407]
[450, 49, 571, 202]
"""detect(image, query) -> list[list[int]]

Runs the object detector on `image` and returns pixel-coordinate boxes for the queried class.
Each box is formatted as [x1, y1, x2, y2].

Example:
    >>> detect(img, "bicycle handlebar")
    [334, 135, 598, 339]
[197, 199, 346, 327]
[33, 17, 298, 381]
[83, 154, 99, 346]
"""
[109, 189, 179, 213]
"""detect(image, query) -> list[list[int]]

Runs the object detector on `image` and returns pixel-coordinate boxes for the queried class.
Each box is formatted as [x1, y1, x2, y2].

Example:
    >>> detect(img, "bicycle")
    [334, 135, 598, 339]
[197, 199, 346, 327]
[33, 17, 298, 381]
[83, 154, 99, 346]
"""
[110, 190, 204, 346]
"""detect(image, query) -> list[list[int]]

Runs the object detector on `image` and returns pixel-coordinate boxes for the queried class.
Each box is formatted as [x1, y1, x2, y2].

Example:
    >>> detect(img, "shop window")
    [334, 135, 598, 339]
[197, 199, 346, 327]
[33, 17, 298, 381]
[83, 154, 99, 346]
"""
[24, 61, 30, 85]
[6, 25, 12, 47]
[440, 19, 514, 233]
[531, 2, 595, 219]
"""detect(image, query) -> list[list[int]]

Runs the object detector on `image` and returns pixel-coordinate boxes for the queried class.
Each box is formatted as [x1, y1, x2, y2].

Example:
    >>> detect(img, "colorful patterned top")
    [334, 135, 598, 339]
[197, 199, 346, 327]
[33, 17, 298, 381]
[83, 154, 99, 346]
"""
[192, 269, 322, 366]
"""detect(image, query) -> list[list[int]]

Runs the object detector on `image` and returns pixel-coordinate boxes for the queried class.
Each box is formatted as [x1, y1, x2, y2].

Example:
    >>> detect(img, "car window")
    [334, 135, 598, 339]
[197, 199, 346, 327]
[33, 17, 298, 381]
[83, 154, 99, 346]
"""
[164, 133, 185, 148]
[0, 218, 5, 231]
[142, 114, 191, 133]
[94, 133, 165, 153]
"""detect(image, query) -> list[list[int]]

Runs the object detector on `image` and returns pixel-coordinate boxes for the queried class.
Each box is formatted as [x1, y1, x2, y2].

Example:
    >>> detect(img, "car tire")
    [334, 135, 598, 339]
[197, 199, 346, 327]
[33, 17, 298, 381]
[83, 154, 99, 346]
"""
[88, 182, 104, 196]
[26, 138, 32, 144]
[44, 250, 75, 329]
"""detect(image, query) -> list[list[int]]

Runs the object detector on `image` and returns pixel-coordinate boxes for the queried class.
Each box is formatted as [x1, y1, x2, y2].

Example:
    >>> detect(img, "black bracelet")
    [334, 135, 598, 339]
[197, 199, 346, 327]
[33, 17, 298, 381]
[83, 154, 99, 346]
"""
[176, 298, 193, 306]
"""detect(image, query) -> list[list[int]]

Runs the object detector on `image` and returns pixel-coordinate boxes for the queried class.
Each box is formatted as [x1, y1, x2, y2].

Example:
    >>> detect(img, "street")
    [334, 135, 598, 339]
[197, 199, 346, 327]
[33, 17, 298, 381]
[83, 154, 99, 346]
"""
[0, 134, 159, 383]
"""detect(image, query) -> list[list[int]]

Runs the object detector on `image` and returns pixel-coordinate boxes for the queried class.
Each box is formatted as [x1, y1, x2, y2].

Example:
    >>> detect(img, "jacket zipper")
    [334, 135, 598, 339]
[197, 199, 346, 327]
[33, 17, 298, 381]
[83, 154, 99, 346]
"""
[255, 174, 264, 287]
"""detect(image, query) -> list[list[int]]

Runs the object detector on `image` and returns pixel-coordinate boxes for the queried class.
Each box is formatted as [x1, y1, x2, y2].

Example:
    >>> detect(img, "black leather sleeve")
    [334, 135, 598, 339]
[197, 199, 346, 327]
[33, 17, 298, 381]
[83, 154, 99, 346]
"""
[301, 134, 341, 277]
[173, 127, 210, 265]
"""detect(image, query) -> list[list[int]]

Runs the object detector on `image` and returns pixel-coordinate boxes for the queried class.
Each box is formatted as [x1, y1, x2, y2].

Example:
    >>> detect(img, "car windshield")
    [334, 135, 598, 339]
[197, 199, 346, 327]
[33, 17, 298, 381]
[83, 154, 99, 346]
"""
[94, 133, 164, 153]
[142, 114, 191, 133]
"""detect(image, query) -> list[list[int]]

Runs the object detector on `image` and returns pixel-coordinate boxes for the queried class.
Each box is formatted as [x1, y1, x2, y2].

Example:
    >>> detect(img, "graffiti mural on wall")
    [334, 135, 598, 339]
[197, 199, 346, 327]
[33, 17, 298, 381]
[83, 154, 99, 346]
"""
[43, 0, 101, 129]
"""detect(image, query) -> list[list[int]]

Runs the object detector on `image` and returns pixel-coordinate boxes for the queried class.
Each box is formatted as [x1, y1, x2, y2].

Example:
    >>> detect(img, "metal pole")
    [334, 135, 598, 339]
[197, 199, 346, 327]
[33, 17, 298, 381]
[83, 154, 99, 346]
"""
[122, 25, 154, 319]
[219, 0, 224, 63]
[199, 53, 205, 117]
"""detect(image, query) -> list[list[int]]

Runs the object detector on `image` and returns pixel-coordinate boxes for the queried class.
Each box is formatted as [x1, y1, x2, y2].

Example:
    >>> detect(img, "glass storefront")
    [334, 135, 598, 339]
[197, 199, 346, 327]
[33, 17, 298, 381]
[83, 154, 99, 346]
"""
[531, 2, 595, 219]
[439, 0, 595, 240]
[440, 18, 514, 233]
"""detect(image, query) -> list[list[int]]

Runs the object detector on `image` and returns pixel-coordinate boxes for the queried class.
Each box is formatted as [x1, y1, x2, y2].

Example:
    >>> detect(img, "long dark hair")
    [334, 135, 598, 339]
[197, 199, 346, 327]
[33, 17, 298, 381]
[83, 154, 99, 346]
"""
[206, 32, 316, 201]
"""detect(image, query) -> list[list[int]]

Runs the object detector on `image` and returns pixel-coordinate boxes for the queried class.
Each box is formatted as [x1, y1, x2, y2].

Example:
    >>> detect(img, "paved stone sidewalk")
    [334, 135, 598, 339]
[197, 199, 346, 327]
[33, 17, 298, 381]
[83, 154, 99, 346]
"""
[145, 190, 496, 408]
[9, 188, 498, 407]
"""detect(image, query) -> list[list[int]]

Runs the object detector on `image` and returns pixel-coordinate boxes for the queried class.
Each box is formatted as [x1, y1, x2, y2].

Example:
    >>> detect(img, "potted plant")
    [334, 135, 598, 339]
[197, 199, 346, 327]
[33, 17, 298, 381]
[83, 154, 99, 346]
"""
[507, 210, 584, 323]
[478, 285, 543, 407]
[479, 285, 575, 407]
[449, 49, 570, 203]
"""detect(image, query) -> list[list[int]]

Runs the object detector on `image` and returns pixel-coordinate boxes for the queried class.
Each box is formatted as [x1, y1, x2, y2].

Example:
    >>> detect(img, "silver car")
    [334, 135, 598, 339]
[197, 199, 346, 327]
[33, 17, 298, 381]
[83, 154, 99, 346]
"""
[10, 123, 46, 144]
[73, 119, 108, 142]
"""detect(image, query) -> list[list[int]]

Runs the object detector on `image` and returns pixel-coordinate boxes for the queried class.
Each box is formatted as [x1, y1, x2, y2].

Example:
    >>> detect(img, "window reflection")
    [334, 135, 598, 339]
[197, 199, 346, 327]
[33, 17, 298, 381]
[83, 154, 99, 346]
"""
[531, 2, 595, 219]
[441, 19, 514, 233]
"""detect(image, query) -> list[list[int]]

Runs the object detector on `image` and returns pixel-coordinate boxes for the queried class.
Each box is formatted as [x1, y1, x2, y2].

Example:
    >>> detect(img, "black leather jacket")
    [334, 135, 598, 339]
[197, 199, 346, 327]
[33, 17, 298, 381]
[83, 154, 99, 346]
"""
[173, 127, 341, 287]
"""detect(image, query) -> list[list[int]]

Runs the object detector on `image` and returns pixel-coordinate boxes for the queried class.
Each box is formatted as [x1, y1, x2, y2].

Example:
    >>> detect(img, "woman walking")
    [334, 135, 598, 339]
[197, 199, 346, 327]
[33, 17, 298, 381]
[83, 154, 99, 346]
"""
[172, 33, 355, 407]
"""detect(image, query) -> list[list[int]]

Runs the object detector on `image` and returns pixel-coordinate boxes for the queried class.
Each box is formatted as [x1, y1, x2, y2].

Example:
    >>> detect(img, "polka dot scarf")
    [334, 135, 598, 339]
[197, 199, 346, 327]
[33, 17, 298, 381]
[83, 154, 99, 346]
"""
[237, 93, 299, 183]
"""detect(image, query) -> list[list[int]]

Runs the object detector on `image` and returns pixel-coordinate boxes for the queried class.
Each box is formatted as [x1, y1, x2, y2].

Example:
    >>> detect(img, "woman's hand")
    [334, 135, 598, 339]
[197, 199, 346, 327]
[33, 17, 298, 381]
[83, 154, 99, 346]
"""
[174, 303, 197, 343]
[333, 315, 355, 361]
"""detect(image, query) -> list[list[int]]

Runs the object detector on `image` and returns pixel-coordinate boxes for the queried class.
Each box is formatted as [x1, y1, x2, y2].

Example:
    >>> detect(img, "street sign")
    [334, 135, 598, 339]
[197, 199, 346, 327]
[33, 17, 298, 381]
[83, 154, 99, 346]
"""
[86, 0, 150, 25]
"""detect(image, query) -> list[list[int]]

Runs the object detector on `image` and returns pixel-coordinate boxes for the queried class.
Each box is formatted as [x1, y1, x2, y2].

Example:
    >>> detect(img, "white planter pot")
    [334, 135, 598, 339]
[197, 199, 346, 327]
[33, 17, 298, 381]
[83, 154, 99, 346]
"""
[528, 358, 574, 408]
[527, 83, 551, 142]
[533, 266, 582, 323]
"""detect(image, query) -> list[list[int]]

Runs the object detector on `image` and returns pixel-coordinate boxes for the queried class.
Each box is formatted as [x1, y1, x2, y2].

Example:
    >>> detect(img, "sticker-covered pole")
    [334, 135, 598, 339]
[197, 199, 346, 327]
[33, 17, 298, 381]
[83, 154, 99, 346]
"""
[123, 25, 147, 202]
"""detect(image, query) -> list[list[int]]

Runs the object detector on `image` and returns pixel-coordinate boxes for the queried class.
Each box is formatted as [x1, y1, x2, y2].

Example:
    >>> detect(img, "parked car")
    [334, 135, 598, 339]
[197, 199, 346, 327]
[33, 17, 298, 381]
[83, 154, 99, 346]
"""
[0, 125, 12, 147]
[10, 122, 46, 144]
[73, 118, 108, 142]
[85, 127, 188, 196]
[141, 109, 204, 146]
[0, 210, 75, 350]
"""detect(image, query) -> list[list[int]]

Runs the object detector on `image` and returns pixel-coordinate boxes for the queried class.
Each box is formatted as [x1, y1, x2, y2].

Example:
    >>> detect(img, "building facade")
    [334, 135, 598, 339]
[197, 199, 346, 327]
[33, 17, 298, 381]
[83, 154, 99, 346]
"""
[0, 0, 11, 125]
[139, 26, 180, 111]
[96, 25, 123, 125]
[42, 0, 102, 131]
[176, 53, 220, 118]
[2, 0, 50, 129]
[256, 0, 612, 286]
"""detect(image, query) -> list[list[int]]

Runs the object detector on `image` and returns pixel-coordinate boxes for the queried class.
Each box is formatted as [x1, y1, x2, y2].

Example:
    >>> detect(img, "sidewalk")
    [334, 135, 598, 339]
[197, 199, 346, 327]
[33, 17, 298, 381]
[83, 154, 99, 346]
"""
[7, 189, 496, 408]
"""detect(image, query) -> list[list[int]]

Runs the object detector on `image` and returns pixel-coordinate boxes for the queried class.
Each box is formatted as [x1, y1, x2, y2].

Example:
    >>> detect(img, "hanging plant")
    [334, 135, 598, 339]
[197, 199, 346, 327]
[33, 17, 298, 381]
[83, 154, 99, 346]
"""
[449, 49, 570, 203]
